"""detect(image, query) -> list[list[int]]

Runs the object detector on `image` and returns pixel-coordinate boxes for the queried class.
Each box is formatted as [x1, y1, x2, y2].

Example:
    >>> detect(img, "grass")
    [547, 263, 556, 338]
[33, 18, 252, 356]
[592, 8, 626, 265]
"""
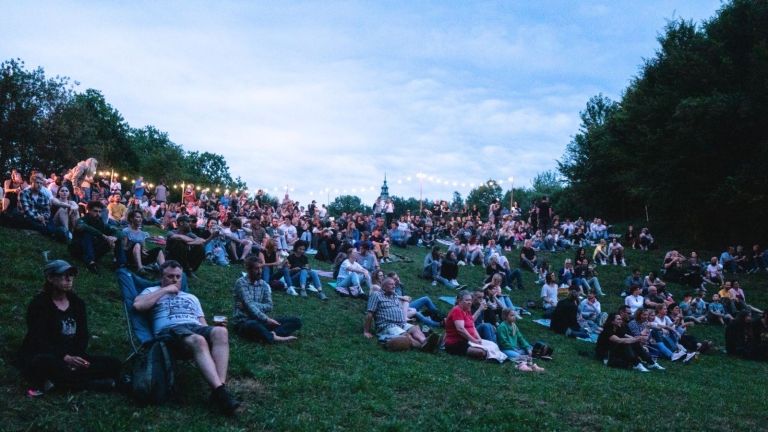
[1, 225, 767, 432]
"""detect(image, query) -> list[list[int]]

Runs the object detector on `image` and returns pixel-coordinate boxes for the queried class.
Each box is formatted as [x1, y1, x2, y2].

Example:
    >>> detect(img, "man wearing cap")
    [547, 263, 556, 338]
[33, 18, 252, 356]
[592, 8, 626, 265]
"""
[133, 260, 241, 415]
[18, 260, 121, 396]
[166, 214, 218, 278]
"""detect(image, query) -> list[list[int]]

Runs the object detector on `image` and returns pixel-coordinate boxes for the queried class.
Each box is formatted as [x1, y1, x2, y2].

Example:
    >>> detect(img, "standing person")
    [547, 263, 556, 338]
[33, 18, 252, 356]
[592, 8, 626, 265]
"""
[537, 196, 552, 231]
[232, 257, 301, 343]
[17, 260, 121, 396]
[384, 199, 395, 227]
[154, 180, 168, 204]
[133, 176, 145, 199]
[133, 261, 241, 415]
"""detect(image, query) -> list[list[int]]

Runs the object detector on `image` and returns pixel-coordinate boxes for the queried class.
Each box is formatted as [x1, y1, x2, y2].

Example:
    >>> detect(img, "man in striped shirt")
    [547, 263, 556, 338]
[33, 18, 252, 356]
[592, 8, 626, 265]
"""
[363, 277, 440, 352]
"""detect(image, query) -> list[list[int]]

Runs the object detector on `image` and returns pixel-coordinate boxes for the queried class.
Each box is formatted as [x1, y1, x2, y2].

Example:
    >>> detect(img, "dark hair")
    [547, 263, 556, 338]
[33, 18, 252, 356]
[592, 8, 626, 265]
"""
[87, 200, 104, 210]
[246, 255, 262, 268]
[293, 240, 308, 250]
[129, 210, 143, 220]
[160, 260, 183, 273]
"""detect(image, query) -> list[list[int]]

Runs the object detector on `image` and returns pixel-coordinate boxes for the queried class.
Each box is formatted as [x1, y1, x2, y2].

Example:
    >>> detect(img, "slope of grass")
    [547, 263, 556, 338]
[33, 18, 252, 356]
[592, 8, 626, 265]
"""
[1, 226, 767, 432]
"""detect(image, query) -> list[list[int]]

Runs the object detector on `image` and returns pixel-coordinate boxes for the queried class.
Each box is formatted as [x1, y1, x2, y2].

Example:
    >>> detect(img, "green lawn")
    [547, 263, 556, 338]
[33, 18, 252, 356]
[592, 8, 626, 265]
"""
[1, 226, 766, 432]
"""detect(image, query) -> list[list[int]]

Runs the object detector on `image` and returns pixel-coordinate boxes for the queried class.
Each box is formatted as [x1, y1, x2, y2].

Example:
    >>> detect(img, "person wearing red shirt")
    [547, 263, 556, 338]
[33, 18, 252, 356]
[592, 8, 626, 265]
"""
[444, 291, 486, 359]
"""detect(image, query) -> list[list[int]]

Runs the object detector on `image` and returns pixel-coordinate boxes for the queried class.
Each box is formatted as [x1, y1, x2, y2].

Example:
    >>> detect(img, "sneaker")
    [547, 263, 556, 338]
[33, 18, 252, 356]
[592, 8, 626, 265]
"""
[420, 333, 440, 353]
[450, 279, 459, 286]
[286, 287, 298, 296]
[211, 385, 242, 416]
[431, 280, 437, 287]
[671, 351, 686, 362]
[683, 352, 697, 364]
[318, 291, 328, 301]
[306, 284, 319, 293]
[299, 288, 308, 298]
[457, 260, 466, 266]
[648, 362, 665, 370]
[280, 250, 289, 257]
[633, 363, 650, 372]
[503, 286, 512, 292]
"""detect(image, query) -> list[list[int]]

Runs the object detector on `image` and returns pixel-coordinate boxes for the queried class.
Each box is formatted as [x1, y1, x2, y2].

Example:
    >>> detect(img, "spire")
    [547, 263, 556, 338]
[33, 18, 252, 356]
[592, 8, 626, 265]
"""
[379, 173, 390, 199]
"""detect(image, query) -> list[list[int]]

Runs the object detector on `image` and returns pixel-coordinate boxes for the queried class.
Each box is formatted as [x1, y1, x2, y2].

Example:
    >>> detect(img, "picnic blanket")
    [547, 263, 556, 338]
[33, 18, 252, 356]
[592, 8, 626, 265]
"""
[439, 296, 456, 306]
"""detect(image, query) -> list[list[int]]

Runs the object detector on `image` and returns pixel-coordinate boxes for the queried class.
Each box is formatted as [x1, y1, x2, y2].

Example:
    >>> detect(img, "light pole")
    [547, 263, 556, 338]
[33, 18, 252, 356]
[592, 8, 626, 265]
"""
[417, 172, 426, 214]
[507, 176, 514, 215]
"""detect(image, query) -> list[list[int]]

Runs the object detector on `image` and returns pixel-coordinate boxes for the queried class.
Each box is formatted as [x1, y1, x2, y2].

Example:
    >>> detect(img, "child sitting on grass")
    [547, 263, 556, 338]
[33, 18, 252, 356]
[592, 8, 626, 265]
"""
[496, 308, 544, 372]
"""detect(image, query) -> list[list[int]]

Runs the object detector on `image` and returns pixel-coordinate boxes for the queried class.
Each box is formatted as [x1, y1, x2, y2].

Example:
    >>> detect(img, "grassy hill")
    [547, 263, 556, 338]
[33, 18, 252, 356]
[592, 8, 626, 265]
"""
[1, 226, 766, 431]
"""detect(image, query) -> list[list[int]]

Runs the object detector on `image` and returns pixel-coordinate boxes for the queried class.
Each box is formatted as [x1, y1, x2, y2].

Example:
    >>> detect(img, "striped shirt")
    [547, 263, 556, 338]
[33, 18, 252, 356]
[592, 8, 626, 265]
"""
[232, 276, 273, 325]
[366, 291, 406, 332]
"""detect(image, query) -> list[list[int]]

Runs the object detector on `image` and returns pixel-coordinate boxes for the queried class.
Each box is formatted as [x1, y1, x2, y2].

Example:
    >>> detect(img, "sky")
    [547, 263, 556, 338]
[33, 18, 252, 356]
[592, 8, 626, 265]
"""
[1, 0, 724, 206]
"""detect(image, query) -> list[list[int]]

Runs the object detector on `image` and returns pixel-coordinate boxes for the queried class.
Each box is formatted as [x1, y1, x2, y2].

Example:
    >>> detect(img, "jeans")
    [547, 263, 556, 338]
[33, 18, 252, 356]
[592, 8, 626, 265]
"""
[575, 277, 603, 295]
[235, 317, 302, 343]
[476, 323, 496, 341]
[283, 268, 322, 289]
[502, 349, 525, 359]
[23, 353, 121, 390]
[337, 272, 361, 288]
[428, 261, 454, 287]
[74, 231, 126, 266]
[300, 231, 312, 244]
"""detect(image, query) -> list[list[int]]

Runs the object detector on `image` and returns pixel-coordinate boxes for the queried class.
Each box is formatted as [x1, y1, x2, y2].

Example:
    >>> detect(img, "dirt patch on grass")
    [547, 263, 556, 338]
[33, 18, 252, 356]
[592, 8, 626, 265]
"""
[228, 377, 266, 395]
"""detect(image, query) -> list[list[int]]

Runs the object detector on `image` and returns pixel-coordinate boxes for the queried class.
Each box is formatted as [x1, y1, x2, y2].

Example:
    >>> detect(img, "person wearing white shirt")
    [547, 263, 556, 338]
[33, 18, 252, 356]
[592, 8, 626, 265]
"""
[625, 285, 645, 315]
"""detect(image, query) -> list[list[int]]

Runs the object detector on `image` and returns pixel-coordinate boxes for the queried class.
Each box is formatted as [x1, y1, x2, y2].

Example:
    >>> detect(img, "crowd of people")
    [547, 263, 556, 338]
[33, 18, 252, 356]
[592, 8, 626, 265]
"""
[5, 163, 768, 414]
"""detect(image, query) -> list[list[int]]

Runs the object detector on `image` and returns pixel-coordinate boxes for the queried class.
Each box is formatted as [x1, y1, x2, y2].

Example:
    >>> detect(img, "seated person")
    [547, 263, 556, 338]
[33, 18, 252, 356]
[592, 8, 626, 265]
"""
[420, 225, 436, 248]
[644, 285, 674, 310]
[703, 257, 724, 287]
[443, 291, 487, 359]
[592, 239, 609, 265]
[484, 254, 523, 291]
[222, 218, 254, 263]
[370, 228, 391, 263]
[725, 312, 757, 359]
[422, 247, 458, 288]
[623, 269, 643, 297]
[550, 287, 589, 338]
[17, 260, 121, 396]
[540, 273, 559, 317]
[133, 261, 241, 415]
[358, 241, 379, 274]
[166, 215, 218, 278]
[719, 246, 737, 274]
[232, 256, 301, 343]
[595, 313, 661, 372]
[707, 293, 734, 325]
[608, 238, 626, 266]
[106, 194, 128, 226]
[519, 239, 538, 272]
[69, 200, 125, 274]
[19, 173, 68, 242]
[578, 291, 605, 333]
[389, 271, 444, 328]
[363, 277, 440, 352]
[388, 221, 409, 248]
[496, 308, 544, 372]
[282, 240, 328, 300]
[122, 210, 165, 274]
[49, 185, 80, 242]
[335, 246, 371, 298]
[624, 285, 645, 315]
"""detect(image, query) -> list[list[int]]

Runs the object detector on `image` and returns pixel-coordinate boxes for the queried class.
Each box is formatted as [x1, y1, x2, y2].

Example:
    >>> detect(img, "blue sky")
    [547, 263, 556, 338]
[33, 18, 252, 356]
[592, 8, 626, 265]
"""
[1, 0, 723, 205]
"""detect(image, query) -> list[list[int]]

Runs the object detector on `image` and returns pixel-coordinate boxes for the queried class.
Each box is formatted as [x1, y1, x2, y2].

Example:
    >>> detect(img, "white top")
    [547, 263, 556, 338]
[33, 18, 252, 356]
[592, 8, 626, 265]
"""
[625, 294, 645, 315]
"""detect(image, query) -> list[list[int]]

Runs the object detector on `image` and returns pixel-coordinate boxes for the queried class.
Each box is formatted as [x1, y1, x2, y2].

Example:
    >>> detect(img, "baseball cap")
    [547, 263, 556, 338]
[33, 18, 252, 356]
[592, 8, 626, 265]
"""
[44, 260, 78, 276]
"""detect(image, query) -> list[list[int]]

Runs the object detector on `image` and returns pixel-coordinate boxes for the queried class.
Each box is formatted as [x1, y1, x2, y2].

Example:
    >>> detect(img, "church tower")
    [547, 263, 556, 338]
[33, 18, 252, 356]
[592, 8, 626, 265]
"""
[379, 173, 390, 200]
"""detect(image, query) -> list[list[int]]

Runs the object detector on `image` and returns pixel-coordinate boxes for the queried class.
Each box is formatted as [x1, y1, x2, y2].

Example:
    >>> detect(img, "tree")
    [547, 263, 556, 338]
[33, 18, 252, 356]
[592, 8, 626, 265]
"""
[465, 180, 502, 217]
[450, 191, 464, 212]
[327, 195, 371, 216]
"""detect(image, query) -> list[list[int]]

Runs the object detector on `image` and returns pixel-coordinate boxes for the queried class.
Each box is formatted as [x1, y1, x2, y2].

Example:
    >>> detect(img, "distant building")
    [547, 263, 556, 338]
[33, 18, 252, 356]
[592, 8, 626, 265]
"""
[379, 174, 390, 200]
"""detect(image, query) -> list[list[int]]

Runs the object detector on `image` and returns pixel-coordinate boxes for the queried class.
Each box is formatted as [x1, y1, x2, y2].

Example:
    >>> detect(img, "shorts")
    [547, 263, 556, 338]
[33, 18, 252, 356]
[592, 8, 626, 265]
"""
[376, 323, 413, 342]
[157, 323, 215, 352]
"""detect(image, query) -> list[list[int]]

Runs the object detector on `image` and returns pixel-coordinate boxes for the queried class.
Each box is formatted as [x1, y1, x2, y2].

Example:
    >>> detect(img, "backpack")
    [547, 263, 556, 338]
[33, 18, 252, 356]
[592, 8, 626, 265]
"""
[131, 340, 175, 405]
[532, 341, 554, 360]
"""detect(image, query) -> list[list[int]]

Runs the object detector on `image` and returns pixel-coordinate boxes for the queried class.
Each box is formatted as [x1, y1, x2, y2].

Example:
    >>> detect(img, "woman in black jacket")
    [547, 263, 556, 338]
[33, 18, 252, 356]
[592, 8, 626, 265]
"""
[18, 260, 121, 396]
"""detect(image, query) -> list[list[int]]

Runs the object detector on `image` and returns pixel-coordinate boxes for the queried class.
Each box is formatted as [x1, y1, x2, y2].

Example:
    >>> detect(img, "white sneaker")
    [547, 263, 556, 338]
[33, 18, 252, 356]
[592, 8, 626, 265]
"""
[286, 287, 298, 296]
[648, 362, 665, 370]
[306, 284, 319, 293]
[633, 363, 650, 372]
[450, 279, 458, 286]
[457, 260, 466, 266]
[671, 351, 686, 362]
[280, 250, 289, 257]
[431, 281, 437, 287]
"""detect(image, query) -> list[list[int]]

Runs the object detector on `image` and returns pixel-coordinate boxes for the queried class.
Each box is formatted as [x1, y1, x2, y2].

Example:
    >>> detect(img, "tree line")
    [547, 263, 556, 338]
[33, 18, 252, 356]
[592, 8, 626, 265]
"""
[558, 0, 768, 246]
[0, 59, 245, 191]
